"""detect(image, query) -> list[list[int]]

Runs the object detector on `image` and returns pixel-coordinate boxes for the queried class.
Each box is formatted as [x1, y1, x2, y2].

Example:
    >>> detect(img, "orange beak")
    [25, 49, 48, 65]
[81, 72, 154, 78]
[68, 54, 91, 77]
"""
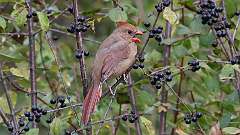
[132, 30, 143, 44]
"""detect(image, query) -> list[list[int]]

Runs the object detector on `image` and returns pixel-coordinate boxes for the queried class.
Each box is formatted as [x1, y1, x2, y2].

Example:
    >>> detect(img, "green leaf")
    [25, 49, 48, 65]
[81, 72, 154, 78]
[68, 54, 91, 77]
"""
[25, 128, 39, 135]
[0, 16, 6, 29]
[107, 8, 127, 22]
[163, 7, 178, 25]
[37, 12, 50, 31]
[219, 64, 234, 80]
[50, 117, 69, 135]
[10, 67, 29, 80]
[140, 116, 155, 135]
[220, 113, 232, 128]
[15, 8, 28, 26]
[0, 92, 17, 113]
[222, 127, 240, 134]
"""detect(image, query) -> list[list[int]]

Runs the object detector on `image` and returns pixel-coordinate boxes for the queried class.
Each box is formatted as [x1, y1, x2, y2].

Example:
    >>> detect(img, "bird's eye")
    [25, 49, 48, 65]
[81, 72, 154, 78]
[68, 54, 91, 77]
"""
[128, 30, 133, 35]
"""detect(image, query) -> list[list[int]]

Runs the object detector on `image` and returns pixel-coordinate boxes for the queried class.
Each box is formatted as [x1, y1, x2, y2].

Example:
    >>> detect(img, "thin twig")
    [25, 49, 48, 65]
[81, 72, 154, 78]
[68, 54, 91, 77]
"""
[0, 107, 9, 126]
[171, 58, 184, 135]
[25, 0, 37, 128]
[45, 33, 81, 126]
[96, 86, 118, 135]
[139, 11, 161, 56]
[127, 73, 142, 135]
[47, 103, 82, 113]
[0, 64, 18, 133]
[233, 16, 240, 40]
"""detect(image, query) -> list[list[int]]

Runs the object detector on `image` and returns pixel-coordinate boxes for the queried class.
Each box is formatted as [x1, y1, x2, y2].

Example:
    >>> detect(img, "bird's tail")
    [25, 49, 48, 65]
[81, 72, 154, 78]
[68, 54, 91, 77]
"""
[81, 82, 102, 125]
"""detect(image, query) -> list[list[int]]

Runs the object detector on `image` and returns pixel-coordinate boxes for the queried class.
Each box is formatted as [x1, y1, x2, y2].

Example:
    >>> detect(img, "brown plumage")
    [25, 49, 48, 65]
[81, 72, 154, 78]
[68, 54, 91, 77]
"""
[81, 22, 143, 125]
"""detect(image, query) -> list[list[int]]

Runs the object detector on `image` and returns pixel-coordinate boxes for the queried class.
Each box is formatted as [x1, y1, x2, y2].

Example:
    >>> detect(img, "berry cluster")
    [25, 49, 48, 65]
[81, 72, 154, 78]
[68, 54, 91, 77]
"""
[155, 0, 171, 13]
[121, 111, 139, 123]
[50, 96, 67, 108]
[24, 106, 48, 123]
[67, 16, 90, 33]
[184, 112, 203, 124]
[188, 59, 201, 72]
[150, 70, 173, 89]
[26, 11, 38, 19]
[230, 55, 240, 65]
[197, 0, 222, 25]
[132, 55, 145, 69]
[75, 49, 89, 59]
[197, 0, 231, 38]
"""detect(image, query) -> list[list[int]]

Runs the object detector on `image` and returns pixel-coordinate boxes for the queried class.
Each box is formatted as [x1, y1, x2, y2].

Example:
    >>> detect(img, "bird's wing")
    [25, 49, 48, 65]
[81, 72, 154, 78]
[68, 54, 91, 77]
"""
[97, 40, 131, 81]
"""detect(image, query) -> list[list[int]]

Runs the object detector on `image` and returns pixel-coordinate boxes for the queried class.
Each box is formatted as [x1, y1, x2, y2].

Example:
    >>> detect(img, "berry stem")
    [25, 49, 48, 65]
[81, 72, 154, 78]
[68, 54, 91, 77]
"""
[25, 0, 37, 128]
[127, 73, 142, 135]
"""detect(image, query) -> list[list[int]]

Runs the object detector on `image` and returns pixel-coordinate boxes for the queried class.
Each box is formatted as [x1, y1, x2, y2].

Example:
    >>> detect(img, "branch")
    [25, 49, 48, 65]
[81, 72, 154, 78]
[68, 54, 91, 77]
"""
[0, 64, 18, 133]
[127, 73, 142, 135]
[72, 0, 88, 98]
[160, 2, 173, 134]
[25, 0, 37, 128]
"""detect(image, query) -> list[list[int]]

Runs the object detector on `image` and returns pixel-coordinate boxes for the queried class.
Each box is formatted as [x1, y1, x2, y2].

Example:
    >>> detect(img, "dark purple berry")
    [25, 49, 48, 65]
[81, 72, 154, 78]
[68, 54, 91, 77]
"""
[235, 11, 240, 16]
[166, 75, 173, 82]
[122, 114, 128, 121]
[42, 109, 47, 115]
[150, 79, 156, 85]
[139, 56, 145, 62]
[155, 84, 161, 89]
[18, 120, 25, 127]
[28, 116, 34, 121]
[24, 126, 29, 132]
[128, 115, 135, 123]
[139, 63, 144, 69]
[165, 70, 171, 75]
[50, 98, 56, 104]
[132, 63, 139, 69]
[84, 51, 89, 56]
[46, 118, 52, 123]
[26, 13, 32, 19]
[149, 32, 154, 38]
[60, 103, 67, 108]
[8, 125, 13, 132]
[24, 112, 31, 117]
[77, 16, 86, 22]
[192, 116, 198, 122]
[144, 22, 151, 27]
[196, 112, 203, 118]
[32, 11, 37, 16]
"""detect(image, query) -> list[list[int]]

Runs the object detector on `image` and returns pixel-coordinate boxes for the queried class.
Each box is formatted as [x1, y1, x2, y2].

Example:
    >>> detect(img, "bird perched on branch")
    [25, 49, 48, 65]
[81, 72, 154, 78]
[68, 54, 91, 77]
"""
[81, 21, 143, 125]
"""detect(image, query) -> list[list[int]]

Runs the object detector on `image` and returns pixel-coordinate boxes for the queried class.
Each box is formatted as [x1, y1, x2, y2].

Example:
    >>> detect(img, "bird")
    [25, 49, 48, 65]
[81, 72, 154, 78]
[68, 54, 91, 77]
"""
[81, 21, 143, 125]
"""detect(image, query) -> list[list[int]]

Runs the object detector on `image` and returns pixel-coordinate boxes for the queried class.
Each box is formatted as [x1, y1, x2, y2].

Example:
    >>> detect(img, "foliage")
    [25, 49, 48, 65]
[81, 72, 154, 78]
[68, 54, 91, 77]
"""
[0, 0, 240, 135]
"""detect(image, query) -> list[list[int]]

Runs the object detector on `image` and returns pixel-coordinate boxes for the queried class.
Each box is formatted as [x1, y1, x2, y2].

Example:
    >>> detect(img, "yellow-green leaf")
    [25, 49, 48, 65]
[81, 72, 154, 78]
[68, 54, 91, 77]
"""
[140, 116, 155, 135]
[15, 8, 28, 26]
[0, 16, 6, 29]
[163, 7, 178, 25]
[10, 67, 29, 80]
[25, 128, 39, 135]
[222, 127, 240, 134]
[0, 92, 17, 113]
[37, 12, 49, 31]
[50, 117, 69, 135]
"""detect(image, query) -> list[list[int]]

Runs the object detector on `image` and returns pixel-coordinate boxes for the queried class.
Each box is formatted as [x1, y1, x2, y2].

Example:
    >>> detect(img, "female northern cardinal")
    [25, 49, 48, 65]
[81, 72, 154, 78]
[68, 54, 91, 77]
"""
[81, 22, 143, 125]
